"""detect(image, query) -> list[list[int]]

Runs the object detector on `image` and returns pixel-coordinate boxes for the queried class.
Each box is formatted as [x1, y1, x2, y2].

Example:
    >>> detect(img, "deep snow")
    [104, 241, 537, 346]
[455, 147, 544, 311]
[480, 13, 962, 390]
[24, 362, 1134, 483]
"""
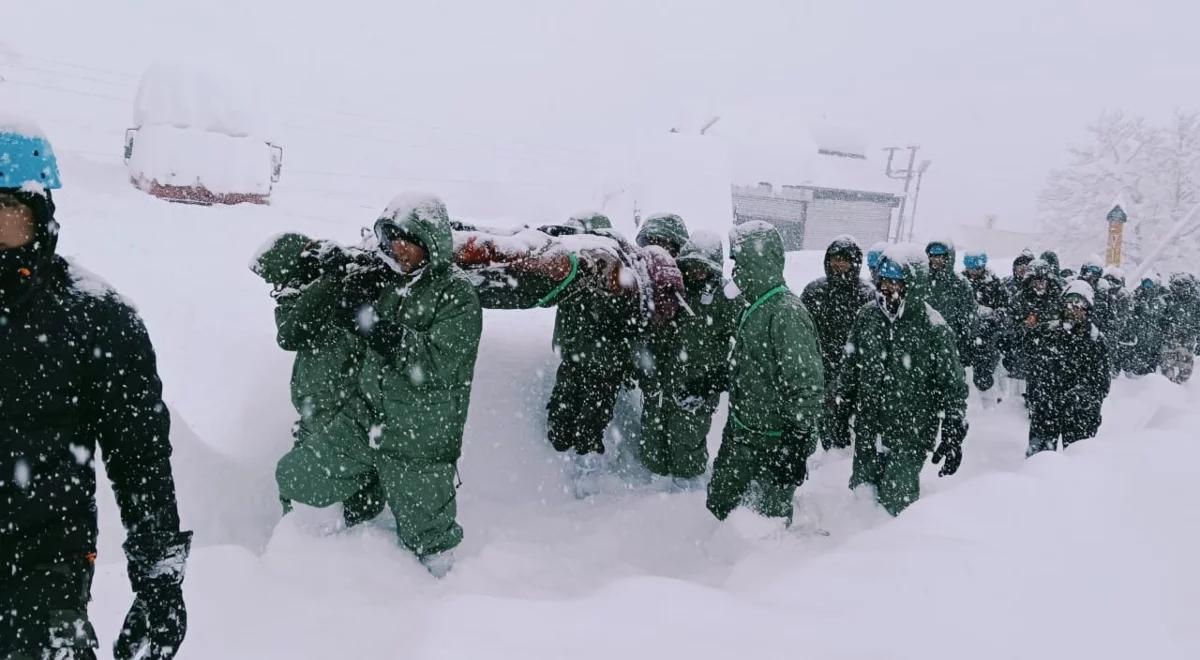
[4, 21, 1199, 660]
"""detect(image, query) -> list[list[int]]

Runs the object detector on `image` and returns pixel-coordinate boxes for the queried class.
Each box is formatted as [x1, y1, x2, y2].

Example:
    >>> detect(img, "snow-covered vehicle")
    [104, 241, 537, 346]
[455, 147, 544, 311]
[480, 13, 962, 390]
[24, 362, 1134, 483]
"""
[123, 61, 283, 205]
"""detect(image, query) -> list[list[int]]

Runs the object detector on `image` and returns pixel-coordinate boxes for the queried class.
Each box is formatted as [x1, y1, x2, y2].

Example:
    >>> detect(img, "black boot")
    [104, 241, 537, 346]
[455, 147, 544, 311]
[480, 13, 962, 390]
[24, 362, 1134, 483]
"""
[342, 477, 386, 528]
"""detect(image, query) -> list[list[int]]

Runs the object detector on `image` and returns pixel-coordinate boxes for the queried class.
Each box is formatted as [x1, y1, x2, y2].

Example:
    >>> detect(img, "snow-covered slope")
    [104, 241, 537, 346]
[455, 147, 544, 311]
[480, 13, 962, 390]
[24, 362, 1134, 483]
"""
[3, 7, 1198, 660]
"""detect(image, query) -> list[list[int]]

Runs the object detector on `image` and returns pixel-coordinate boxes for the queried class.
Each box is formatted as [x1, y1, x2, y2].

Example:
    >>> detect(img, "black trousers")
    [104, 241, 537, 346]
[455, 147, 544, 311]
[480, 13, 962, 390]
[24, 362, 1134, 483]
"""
[0, 554, 97, 660]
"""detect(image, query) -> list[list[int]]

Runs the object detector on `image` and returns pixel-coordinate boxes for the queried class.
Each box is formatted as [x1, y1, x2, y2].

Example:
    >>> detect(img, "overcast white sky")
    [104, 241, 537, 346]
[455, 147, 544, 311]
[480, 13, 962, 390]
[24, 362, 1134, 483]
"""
[25, 1, 1200, 233]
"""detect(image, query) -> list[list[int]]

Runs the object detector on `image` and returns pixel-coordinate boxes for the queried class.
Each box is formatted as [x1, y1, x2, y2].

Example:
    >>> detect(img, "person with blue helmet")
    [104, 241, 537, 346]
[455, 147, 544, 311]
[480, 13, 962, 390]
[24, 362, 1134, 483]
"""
[866, 242, 887, 280]
[0, 124, 191, 659]
[924, 240, 977, 365]
[961, 250, 1009, 398]
[832, 253, 969, 515]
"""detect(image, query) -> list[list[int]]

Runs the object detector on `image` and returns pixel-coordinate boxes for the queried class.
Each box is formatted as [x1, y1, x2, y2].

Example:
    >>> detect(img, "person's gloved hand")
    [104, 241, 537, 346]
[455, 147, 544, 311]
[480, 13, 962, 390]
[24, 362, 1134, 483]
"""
[675, 393, 705, 414]
[114, 531, 192, 660]
[931, 415, 967, 477]
[771, 424, 812, 486]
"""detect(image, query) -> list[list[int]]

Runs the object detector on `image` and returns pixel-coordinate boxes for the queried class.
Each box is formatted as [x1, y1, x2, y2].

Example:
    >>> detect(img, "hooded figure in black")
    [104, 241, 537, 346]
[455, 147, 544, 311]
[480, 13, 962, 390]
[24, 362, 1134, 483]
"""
[1025, 281, 1111, 455]
[1125, 275, 1169, 376]
[0, 146, 190, 657]
[1005, 258, 1064, 384]
[1160, 273, 1200, 384]
[801, 236, 873, 450]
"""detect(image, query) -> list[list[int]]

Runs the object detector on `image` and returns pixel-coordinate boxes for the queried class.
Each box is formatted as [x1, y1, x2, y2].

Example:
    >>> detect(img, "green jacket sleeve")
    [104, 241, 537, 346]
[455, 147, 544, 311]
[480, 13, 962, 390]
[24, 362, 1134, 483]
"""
[928, 320, 969, 426]
[275, 277, 340, 351]
[770, 301, 826, 430]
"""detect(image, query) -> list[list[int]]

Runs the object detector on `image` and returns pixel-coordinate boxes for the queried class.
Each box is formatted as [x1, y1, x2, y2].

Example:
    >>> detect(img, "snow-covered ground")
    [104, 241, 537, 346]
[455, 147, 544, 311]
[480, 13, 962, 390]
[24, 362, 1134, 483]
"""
[4, 9, 1199, 659]
[62, 152, 1200, 658]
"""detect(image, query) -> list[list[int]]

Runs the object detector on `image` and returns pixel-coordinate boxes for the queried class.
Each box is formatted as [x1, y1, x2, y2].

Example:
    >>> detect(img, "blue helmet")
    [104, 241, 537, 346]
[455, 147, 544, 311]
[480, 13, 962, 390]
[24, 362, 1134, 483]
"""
[926, 242, 950, 256]
[867, 249, 883, 271]
[963, 252, 987, 270]
[1140, 278, 1155, 290]
[0, 129, 62, 190]
[877, 258, 905, 281]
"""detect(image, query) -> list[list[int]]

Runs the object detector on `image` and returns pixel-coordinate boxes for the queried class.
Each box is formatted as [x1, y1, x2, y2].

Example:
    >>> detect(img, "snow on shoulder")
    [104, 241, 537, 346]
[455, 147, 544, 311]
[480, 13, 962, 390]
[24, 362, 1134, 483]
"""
[924, 302, 948, 326]
[381, 192, 447, 223]
[65, 258, 135, 308]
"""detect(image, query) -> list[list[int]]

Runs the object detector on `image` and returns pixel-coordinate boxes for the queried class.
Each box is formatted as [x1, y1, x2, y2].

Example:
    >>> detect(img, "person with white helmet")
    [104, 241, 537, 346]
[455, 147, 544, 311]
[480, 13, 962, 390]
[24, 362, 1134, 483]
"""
[0, 123, 191, 658]
[1024, 280, 1111, 456]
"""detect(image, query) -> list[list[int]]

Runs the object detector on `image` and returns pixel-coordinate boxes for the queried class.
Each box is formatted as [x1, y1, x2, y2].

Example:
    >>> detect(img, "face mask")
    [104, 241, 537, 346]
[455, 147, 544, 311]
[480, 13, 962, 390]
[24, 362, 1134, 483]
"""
[0, 241, 40, 302]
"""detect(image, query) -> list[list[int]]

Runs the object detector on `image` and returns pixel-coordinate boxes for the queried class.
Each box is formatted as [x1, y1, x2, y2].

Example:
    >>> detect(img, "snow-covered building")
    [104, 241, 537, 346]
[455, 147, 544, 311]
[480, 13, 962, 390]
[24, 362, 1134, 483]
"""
[732, 127, 902, 250]
[124, 61, 283, 205]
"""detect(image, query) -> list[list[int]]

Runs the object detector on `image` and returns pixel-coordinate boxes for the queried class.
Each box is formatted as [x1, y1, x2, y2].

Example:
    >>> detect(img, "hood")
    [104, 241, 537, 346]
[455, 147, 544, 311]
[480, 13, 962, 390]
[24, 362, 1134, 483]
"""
[1168, 272, 1198, 298]
[636, 213, 690, 255]
[1012, 249, 1035, 271]
[729, 221, 786, 299]
[252, 232, 316, 287]
[376, 193, 454, 272]
[823, 235, 864, 281]
[675, 230, 724, 275]
[0, 188, 58, 306]
[1039, 250, 1061, 272]
[1021, 259, 1064, 297]
[568, 211, 613, 233]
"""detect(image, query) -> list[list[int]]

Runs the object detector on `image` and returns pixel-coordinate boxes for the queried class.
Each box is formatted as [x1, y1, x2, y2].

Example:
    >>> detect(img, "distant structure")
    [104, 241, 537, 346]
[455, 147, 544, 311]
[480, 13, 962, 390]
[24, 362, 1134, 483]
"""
[124, 61, 283, 206]
[731, 127, 902, 250]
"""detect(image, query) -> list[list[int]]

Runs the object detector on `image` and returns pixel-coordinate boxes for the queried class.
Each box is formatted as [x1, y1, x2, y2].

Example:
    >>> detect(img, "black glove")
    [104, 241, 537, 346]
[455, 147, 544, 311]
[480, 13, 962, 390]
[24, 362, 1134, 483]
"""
[771, 425, 812, 486]
[931, 416, 967, 477]
[115, 531, 192, 660]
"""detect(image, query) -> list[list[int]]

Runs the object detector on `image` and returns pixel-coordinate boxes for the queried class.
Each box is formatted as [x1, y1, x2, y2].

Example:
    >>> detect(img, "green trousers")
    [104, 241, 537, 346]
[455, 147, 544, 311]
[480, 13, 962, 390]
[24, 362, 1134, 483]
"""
[638, 386, 716, 479]
[850, 437, 927, 516]
[276, 412, 462, 557]
[705, 422, 796, 521]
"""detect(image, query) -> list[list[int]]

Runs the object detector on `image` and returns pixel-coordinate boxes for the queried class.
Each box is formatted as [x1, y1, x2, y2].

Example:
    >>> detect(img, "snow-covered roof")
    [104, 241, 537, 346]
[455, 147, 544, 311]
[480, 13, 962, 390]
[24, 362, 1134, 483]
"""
[734, 122, 900, 195]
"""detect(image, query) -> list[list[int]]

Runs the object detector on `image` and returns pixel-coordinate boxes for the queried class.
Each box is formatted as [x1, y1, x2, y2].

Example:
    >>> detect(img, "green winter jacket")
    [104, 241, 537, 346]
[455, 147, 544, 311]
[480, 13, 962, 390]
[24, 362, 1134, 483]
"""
[925, 242, 977, 354]
[653, 234, 743, 396]
[254, 233, 365, 425]
[636, 213, 690, 256]
[836, 258, 968, 455]
[726, 222, 825, 436]
[358, 203, 483, 462]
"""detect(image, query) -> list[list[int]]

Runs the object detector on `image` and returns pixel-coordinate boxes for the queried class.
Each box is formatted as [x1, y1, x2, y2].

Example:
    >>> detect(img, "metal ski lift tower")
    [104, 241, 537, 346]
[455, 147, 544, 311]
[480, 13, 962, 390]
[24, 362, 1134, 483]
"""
[883, 145, 920, 242]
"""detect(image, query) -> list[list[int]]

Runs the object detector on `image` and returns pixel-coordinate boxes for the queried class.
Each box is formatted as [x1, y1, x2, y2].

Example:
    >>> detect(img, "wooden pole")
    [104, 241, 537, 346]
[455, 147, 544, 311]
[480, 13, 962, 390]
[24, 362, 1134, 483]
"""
[1105, 221, 1124, 266]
